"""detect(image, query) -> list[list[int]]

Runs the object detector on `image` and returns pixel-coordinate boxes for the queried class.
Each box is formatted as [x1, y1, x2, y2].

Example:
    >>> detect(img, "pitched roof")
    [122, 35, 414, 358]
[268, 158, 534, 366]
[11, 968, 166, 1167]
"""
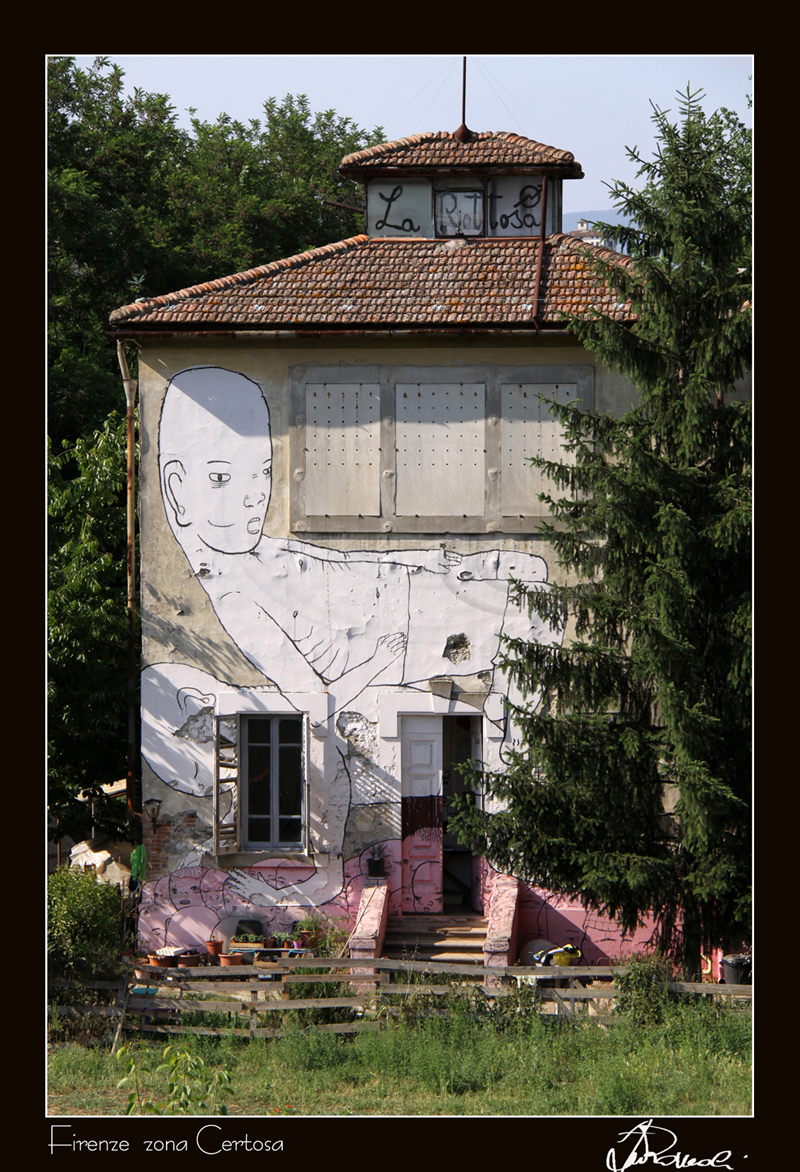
[339, 131, 584, 178]
[109, 233, 634, 330]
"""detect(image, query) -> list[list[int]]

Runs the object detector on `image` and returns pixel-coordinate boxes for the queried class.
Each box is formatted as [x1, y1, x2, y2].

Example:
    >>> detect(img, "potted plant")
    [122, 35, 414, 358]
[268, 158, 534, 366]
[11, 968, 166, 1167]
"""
[149, 947, 178, 967]
[133, 953, 152, 979]
[177, 950, 203, 967]
[230, 931, 271, 952]
[272, 931, 295, 951]
[293, 913, 324, 949]
[206, 931, 223, 957]
[367, 843, 387, 877]
[218, 951, 243, 967]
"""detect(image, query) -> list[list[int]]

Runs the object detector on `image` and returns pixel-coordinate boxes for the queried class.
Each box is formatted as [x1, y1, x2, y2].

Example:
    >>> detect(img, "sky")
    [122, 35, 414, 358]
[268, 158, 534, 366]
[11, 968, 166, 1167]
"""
[66, 54, 752, 213]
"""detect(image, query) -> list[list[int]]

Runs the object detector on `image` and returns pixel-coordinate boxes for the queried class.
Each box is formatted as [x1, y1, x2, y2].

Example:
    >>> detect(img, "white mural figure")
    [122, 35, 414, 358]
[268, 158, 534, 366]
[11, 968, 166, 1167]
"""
[158, 366, 560, 728]
[141, 664, 217, 797]
[140, 662, 350, 905]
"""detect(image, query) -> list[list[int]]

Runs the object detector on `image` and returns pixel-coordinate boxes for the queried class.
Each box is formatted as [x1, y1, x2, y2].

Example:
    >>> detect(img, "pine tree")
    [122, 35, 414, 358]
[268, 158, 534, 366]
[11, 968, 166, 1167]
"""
[450, 88, 751, 977]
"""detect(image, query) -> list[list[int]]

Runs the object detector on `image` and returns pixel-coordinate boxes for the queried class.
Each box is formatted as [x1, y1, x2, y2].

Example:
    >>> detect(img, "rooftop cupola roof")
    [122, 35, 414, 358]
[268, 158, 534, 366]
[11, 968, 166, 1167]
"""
[340, 129, 583, 240]
[339, 130, 584, 179]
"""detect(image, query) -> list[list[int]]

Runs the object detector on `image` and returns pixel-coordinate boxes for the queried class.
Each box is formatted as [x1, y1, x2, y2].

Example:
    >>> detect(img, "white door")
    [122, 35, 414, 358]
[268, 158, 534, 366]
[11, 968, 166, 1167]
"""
[401, 716, 443, 914]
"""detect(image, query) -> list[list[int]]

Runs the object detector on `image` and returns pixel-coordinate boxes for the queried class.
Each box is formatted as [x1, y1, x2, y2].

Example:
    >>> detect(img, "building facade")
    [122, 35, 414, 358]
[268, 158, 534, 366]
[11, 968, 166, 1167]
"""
[111, 129, 660, 965]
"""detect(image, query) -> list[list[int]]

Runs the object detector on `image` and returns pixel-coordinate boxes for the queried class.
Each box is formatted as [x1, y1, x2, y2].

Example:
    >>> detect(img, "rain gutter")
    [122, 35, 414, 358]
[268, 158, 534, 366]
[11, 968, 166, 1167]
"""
[107, 327, 574, 340]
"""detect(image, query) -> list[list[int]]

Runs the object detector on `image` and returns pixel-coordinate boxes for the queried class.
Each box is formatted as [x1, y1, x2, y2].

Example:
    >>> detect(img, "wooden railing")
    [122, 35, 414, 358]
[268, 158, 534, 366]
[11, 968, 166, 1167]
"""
[49, 957, 752, 1044]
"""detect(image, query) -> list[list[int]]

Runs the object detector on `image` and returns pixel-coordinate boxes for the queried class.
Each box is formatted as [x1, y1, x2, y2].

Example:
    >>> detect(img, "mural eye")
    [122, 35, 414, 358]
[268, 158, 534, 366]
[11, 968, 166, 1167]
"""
[263, 465, 272, 479]
[209, 472, 231, 485]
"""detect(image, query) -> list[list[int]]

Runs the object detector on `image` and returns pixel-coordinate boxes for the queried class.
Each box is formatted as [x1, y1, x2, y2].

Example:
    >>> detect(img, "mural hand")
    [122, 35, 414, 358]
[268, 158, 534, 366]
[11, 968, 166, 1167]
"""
[438, 549, 462, 573]
[376, 631, 407, 667]
[224, 868, 267, 905]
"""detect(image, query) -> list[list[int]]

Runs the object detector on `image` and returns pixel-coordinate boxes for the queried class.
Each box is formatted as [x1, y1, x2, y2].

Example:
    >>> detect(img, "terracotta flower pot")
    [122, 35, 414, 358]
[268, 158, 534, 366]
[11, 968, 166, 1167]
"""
[206, 939, 223, 956]
[297, 929, 322, 947]
[149, 953, 176, 967]
[219, 953, 243, 966]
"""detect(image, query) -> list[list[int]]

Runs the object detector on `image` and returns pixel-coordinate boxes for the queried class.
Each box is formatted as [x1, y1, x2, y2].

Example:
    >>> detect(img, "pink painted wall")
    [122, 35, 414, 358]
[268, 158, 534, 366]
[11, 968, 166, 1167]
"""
[476, 859, 656, 967]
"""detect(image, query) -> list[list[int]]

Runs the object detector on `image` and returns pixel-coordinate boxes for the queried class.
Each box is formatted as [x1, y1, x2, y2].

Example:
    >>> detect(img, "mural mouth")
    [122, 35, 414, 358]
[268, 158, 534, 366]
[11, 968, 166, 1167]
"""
[247, 517, 262, 534]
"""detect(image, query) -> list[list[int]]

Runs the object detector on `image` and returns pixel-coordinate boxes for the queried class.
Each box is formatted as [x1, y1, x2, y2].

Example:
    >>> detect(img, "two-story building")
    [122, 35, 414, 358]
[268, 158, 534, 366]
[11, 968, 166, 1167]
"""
[110, 126, 658, 967]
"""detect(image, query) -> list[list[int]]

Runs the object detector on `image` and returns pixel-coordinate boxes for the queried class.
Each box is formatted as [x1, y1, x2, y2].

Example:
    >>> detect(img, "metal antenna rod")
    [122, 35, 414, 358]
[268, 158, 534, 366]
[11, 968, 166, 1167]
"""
[462, 56, 467, 126]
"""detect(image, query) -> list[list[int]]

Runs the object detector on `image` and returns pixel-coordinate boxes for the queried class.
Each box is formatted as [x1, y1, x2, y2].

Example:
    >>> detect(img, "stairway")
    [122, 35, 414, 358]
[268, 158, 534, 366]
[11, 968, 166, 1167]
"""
[383, 914, 488, 965]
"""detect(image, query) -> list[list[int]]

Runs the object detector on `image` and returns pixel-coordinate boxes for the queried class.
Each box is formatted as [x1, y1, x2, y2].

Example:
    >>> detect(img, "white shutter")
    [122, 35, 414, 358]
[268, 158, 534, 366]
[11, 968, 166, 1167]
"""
[501, 383, 577, 515]
[305, 384, 380, 515]
[396, 383, 485, 516]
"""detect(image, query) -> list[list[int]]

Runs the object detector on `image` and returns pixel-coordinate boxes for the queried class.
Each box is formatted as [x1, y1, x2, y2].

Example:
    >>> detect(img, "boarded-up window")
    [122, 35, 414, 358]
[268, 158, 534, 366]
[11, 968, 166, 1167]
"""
[396, 384, 485, 516]
[290, 363, 593, 534]
[305, 384, 381, 515]
[501, 383, 577, 515]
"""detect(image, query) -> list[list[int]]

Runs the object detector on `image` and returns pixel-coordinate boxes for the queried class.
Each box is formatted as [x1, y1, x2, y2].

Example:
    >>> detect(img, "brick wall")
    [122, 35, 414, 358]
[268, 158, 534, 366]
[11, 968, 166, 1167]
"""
[143, 812, 200, 880]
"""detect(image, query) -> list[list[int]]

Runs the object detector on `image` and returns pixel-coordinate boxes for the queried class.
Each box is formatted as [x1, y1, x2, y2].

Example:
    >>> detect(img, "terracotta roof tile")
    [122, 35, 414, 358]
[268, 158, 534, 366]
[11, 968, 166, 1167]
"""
[109, 233, 634, 329]
[340, 131, 583, 177]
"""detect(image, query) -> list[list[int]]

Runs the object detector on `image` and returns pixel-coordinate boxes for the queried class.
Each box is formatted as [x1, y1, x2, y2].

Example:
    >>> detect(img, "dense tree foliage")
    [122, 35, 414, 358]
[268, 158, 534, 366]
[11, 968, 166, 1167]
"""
[48, 56, 383, 443]
[47, 56, 383, 841]
[48, 415, 132, 844]
[451, 89, 751, 976]
[48, 57, 188, 445]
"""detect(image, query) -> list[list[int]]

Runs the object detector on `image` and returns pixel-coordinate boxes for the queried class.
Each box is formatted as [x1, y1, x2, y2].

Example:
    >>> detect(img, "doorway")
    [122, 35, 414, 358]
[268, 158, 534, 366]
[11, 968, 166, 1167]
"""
[400, 713, 481, 914]
[443, 714, 481, 911]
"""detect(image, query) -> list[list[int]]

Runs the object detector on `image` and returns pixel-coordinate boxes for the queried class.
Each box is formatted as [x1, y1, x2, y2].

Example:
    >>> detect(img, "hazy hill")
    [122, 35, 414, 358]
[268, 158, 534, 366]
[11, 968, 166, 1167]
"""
[562, 208, 631, 233]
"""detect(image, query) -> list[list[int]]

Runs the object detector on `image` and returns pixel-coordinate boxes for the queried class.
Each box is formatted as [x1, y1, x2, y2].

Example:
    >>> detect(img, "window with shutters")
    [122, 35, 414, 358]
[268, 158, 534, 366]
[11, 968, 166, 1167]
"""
[213, 714, 307, 855]
[289, 364, 592, 535]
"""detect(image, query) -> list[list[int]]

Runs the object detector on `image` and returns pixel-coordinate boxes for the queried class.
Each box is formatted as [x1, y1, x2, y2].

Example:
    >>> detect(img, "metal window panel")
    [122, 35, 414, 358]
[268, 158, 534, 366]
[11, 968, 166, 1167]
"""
[500, 383, 578, 515]
[395, 383, 485, 516]
[366, 179, 434, 237]
[305, 384, 381, 516]
[486, 177, 559, 237]
[434, 189, 485, 236]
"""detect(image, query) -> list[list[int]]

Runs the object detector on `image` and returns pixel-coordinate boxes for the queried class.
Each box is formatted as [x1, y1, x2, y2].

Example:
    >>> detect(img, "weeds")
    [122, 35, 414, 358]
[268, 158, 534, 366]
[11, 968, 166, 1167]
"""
[116, 1042, 232, 1115]
[615, 952, 677, 1027]
[48, 976, 752, 1117]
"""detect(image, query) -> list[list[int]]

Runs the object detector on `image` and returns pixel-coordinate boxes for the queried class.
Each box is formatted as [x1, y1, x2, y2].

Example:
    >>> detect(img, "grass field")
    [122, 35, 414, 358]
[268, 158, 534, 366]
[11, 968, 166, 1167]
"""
[48, 989, 751, 1117]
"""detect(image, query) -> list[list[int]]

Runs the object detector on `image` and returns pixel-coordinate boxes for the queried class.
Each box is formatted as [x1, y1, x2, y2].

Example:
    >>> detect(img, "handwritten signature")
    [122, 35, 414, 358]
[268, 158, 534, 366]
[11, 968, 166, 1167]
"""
[606, 1120, 734, 1170]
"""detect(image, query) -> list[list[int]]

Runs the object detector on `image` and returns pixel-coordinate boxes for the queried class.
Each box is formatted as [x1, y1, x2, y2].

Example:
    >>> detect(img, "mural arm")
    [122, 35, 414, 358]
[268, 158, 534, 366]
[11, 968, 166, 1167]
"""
[277, 538, 459, 575]
[213, 590, 407, 716]
[349, 548, 461, 574]
[325, 630, 407, 714]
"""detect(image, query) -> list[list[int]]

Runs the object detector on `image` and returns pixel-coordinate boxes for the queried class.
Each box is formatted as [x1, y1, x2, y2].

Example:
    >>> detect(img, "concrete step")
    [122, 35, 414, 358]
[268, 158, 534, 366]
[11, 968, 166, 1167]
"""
[383, 915, 488, 963]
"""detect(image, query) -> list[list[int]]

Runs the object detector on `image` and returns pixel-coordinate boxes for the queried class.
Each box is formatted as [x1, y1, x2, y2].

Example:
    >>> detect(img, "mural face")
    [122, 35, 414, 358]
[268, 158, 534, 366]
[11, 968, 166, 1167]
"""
[161, 367, 273, 556]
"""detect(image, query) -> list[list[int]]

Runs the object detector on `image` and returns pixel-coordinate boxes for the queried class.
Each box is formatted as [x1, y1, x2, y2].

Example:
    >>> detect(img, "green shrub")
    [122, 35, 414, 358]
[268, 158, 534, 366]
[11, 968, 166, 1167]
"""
[615, 952, 677, 1027]
[48, 866, 122, 981]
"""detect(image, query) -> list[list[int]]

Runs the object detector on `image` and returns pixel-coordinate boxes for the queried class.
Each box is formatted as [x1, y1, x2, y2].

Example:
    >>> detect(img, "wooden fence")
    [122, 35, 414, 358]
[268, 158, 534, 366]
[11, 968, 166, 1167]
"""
[49, 956, 752, 1046]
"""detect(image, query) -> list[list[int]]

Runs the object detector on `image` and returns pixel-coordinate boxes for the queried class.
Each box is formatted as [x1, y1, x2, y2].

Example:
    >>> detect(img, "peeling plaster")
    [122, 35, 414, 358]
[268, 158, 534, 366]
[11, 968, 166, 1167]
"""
[174, 706, 214, 743]
[343, 801, 401, 858]
[336, 710, 378, 763]
[443, 633, 473, 664]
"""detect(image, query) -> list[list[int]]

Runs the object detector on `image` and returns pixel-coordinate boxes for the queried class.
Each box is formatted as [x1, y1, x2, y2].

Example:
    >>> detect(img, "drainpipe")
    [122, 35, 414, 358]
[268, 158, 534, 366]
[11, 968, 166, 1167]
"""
[116, 341, 139, 821]
[531, 176, 549, 331]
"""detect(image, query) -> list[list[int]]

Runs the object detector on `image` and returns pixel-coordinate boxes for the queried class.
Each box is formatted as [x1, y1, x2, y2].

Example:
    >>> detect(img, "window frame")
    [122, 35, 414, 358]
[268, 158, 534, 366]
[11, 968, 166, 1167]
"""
[213, 691, 327, 859]
[241, 713, 305, 851]
[364, 176, 562, 239]
[289, 363, 593, 535]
